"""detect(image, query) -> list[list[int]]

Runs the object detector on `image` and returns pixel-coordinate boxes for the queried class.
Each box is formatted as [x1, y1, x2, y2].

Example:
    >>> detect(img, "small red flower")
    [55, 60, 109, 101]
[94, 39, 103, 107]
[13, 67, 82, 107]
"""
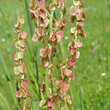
[35, 28, 44, 37]
[48, 101, 54, 107]
[49, 32, 56, 42]
[54, 80, 61, 89]
[19, 32, 27, 40]
[72, 73, 75, 80]
[21, 79, 29, 90]
[68, 57, 77, 67]
[56, 31, 64, 43]
[64, 68, 72, 77]
[33, 9, 40, 18]
[16, 90, 22, 98]
[18, 62, 26, 74]
[40, 46, 52, 58]
[62, 82, 69, 93]
[36, 0, 45, 9]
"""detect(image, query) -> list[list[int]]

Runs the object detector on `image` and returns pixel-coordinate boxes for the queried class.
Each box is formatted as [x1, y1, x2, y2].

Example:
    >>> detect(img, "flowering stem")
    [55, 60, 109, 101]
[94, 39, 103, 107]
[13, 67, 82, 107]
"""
[14, 17, 32, 109]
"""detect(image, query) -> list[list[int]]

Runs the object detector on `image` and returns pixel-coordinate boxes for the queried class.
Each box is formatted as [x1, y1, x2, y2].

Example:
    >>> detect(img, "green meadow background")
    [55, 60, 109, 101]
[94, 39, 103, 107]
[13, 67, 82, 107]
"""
[0, 0, 110, 110]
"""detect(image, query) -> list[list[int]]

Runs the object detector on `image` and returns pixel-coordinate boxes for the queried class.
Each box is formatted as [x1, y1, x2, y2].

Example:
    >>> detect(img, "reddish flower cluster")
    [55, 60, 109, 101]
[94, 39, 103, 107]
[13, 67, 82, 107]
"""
[29, 0, 87, 109]
[69, 0, 87, 39]
[30, 0, 66, 69]
[29, 0, 67, 109]
[14, 16, 31, 110]
[30, 0, 66, 44]
[53, 0, 87, 109]
[30, 0, 49, 43]
[69, 0, 87, 56]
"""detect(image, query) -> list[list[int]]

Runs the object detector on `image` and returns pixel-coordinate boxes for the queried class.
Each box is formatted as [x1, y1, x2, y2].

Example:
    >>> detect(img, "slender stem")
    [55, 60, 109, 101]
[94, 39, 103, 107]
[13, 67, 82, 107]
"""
[34, 46, 40, 95]
[49, 12, 53, 32]
[58, 44, 64, 61]
[45, 11, 54, 97]
[45, 67, 49, 96]
[54, 9, 64, 61]
[24, 0, 34, 37]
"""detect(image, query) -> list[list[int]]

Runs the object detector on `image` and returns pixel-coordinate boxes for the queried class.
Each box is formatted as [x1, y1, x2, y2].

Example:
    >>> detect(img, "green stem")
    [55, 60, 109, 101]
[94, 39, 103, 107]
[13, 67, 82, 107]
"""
[58, 44, 64, 61]
[34, 46, 40, 94]
[50, 12, 53, 32]
[45, 67, 49, 96]
[45, 11, 54, 97]
[54, 9, 64, 61]
[24, 0, 34, 37]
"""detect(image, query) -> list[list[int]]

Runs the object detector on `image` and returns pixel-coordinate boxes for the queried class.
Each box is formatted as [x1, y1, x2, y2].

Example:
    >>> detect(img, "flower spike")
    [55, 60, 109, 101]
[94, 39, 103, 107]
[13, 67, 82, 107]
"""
[14, 17, 31, 109]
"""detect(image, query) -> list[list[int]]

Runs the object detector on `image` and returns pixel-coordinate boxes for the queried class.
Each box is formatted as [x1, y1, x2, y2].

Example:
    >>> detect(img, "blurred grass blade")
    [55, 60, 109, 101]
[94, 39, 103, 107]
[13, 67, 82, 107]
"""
[32, 100, 40, 110]
[0, 51, 19, 108]
[9, 82, 20, 109]
[0, 8, 14, 37]
[25, 60, 40, 98]
[0, 8, 15, 53]
[80, 86, 84, 110]
[0, 8, 11, 29]
[0, 93, 11, 110]
[24, 0, 34, 57]
[24, 0, 34, 37]
[0, 50, 11, 80]
[108, 0, 110, 15]
[69, 81, 74, 104]
[77, 61, 81, 73]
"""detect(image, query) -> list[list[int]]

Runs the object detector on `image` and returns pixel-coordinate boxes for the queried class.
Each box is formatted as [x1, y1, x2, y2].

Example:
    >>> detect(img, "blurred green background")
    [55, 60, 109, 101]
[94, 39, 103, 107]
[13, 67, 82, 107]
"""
[0, 0, 110, 110]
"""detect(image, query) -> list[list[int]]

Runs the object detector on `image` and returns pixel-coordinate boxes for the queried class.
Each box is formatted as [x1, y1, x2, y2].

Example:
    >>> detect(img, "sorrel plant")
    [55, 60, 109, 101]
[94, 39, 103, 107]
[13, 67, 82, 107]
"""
[13, 0, 87, 109]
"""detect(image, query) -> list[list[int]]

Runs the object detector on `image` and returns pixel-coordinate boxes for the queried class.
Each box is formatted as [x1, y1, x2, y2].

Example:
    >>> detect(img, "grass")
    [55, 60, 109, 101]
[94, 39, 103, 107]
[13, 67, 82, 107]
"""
[0, 0, 110, 110]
